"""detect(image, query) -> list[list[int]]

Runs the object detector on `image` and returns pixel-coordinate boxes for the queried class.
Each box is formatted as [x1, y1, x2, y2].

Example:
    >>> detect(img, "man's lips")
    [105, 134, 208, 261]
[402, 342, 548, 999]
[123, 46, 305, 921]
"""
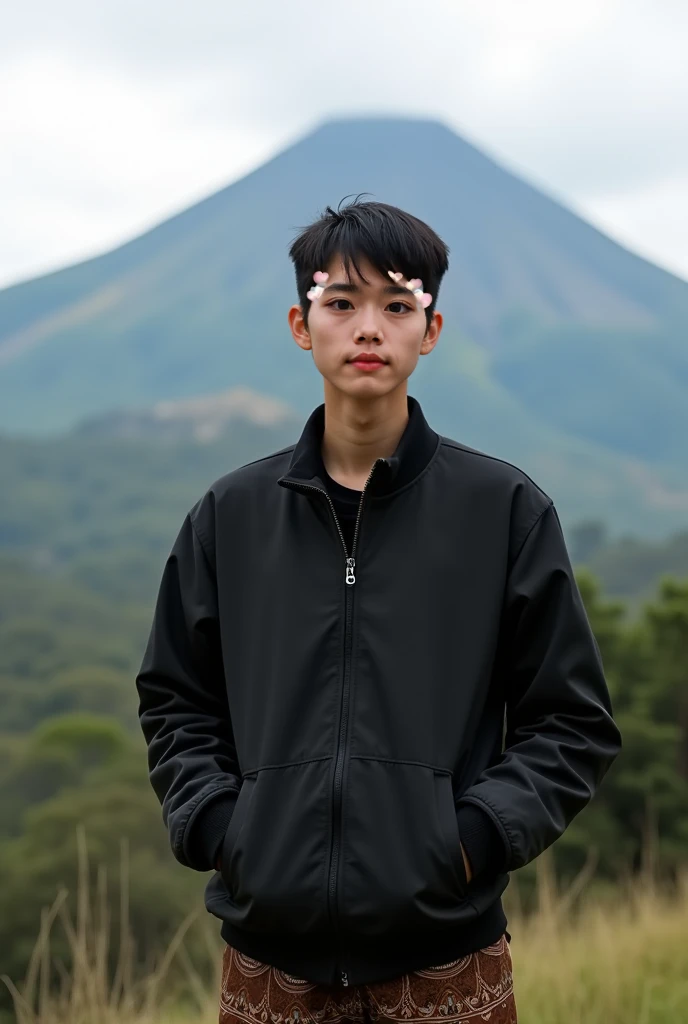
[349, 357, 386, 371]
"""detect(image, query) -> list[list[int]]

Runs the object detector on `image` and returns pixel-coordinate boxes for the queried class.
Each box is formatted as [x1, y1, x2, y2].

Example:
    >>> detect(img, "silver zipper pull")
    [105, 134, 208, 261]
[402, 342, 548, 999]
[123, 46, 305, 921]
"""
[345, 558, 356, 586]
[341, 970, 349, 986]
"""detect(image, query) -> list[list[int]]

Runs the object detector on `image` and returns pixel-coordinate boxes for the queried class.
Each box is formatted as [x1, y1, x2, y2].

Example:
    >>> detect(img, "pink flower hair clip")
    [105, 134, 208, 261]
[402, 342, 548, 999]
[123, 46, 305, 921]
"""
[388, 270, 433, 309]
[306, 271, 329, 301]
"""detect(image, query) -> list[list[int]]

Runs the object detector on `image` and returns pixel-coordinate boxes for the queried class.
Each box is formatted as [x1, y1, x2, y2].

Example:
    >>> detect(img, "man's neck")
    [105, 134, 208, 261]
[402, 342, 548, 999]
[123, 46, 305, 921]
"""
[320, 387, 409, 490]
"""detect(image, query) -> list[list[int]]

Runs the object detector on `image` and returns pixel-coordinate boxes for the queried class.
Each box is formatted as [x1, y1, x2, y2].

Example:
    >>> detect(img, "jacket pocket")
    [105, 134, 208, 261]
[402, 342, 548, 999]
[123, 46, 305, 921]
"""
[218, 759, 332, 934]
[220, 776, 255, 885]
[341, 758, 473, 935]
[434, 768, 468, 893]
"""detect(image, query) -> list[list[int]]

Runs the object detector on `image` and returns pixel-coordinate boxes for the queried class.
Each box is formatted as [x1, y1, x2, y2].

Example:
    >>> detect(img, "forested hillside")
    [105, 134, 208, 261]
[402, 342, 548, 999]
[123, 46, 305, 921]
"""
[1, 545, 687, 1014]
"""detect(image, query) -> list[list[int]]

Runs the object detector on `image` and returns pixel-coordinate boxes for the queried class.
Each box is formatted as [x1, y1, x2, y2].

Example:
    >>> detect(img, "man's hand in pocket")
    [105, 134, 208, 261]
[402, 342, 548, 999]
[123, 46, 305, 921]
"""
[460, 842, 473, 884]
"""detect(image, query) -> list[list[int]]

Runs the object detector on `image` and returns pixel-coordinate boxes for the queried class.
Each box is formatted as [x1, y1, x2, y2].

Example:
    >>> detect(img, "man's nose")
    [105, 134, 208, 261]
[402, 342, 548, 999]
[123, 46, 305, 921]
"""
[353, 304, 384, 339]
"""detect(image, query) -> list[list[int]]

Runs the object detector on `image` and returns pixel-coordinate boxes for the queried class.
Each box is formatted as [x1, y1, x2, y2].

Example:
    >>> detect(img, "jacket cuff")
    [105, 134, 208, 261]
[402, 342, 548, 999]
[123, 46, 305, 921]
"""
[187, 792, 237, 871]
[456, 803, 509, 879]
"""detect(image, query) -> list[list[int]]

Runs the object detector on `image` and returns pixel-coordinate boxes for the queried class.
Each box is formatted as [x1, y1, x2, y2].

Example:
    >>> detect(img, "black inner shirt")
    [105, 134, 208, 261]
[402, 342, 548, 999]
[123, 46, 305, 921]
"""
[321, 467, 362, 556]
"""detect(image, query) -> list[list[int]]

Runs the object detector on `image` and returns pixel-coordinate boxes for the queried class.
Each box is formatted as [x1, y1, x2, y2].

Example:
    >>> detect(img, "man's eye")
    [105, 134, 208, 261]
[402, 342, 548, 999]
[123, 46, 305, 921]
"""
[327, 299, 412, 313]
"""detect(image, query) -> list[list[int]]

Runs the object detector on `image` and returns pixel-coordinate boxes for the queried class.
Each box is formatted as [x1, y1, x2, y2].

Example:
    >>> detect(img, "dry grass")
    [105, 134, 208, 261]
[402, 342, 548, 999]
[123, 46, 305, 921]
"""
[1, 826, 223, 1024]
[506, 847, 688, 1022]
[3, 827, 688, 1023]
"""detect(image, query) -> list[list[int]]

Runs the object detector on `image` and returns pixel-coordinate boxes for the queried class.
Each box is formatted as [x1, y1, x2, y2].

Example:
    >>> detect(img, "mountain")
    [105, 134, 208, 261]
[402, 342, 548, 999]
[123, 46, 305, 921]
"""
[1, 115, 687, 537]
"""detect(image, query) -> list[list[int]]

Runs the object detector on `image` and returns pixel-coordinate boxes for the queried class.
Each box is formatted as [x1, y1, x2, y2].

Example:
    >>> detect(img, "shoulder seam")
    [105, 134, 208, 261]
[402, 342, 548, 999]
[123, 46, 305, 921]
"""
[510, 499, 554, 569]
[188, 511, 217, 582]
[186, 444, 296, 564]
[440, 439, 553, 504]
[190, 444, 296, 508]
[232, 444, 296, 472]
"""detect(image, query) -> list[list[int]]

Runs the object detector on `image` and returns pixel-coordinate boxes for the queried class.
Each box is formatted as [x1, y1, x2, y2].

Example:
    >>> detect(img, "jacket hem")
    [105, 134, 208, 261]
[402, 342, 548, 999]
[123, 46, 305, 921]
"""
[212, 897, 508, 987]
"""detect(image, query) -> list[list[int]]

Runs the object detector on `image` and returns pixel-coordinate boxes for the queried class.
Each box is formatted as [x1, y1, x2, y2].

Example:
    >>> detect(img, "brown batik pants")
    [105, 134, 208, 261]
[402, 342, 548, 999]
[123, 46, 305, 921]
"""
[219, 933, 517, 1023]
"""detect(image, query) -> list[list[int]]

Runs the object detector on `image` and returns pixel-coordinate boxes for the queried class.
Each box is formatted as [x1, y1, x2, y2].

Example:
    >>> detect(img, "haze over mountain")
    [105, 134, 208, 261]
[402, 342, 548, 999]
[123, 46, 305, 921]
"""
[1, 116, 687, 537]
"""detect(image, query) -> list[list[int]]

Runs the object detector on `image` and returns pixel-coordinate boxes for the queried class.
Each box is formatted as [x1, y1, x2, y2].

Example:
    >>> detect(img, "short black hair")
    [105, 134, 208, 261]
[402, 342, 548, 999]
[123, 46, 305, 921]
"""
[288, 194, 450, 332]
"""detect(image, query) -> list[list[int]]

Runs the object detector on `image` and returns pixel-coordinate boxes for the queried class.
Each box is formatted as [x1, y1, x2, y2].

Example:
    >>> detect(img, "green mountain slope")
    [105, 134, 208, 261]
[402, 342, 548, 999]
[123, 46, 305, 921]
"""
[0, 115, 687, 534]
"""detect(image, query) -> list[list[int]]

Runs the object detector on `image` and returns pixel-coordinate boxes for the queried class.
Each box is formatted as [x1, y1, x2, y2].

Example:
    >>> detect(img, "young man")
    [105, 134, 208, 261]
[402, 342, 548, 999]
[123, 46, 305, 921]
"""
[136, 198, 622, 1023]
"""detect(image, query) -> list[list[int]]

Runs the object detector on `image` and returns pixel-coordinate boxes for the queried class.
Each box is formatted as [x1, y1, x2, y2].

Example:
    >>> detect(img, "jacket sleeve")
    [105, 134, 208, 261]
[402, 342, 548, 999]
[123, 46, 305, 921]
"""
[136, 504, 241, 872]
[455, 499, 622, 873]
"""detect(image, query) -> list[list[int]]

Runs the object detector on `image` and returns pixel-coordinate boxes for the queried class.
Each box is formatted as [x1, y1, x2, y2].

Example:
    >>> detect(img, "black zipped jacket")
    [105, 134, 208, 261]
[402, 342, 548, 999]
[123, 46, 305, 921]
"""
[136, 394, 622, 988]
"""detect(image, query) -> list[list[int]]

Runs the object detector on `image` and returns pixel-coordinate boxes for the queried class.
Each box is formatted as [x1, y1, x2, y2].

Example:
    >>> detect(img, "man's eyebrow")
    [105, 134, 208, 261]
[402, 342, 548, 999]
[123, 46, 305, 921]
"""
[321, 282, 411, 296]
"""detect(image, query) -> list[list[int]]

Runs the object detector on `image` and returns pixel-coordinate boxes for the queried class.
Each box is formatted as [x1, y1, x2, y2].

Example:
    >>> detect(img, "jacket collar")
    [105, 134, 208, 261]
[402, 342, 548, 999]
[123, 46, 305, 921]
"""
[277, 394, 440, 499]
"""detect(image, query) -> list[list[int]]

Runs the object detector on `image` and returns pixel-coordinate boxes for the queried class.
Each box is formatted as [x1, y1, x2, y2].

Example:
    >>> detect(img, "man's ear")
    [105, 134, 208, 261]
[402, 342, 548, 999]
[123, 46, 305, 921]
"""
[422, 310, 442, 351]
[288, 305, 312, 351]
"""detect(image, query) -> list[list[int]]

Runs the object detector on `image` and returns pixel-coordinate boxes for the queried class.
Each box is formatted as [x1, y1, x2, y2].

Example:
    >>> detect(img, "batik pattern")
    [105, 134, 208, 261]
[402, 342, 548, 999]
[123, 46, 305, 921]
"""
[219, 933, 516, 1023]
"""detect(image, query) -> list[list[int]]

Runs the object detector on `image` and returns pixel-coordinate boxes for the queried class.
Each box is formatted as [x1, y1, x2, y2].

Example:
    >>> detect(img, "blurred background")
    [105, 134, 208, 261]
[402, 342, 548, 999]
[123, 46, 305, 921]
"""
[1, 2, 687, 1021]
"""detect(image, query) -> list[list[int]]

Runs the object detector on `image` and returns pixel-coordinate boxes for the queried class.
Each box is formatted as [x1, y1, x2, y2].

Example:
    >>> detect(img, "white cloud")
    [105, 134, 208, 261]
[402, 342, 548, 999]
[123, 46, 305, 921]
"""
[0, 48, 288, 285]
[1, 0, 688, 288]
[579, 173, 688, 280]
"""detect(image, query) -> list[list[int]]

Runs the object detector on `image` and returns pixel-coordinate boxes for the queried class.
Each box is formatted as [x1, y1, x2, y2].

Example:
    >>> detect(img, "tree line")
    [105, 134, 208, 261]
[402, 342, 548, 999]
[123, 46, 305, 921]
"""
[0, 550, 687, 1012]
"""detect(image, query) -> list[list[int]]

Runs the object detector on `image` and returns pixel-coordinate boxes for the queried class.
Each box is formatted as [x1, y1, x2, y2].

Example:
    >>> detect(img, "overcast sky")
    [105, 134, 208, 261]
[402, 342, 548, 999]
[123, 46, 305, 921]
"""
[2, 0, 687, 290]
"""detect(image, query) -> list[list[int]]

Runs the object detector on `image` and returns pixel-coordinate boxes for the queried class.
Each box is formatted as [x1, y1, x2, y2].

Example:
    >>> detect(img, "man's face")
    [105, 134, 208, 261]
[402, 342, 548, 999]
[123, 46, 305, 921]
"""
[288, 254, 442, 399]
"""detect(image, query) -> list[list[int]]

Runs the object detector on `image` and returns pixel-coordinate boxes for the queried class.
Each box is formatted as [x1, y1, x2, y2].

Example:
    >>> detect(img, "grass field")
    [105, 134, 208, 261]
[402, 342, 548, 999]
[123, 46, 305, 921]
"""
[4, 831, 688, 1023]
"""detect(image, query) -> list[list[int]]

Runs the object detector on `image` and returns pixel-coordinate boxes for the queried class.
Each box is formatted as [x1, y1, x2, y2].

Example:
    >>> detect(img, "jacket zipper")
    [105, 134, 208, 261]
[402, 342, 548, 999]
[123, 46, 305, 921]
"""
[281, 458, 385, 987]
